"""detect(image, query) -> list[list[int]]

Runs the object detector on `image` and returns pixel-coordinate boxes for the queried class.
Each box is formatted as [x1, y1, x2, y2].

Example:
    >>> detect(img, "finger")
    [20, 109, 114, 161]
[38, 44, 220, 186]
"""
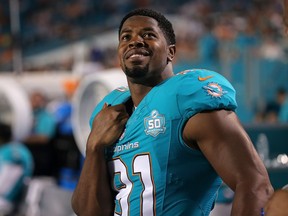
[120, 116, 129, 125]
[113, 104, 127, 112]
[102, 102, 110, 109]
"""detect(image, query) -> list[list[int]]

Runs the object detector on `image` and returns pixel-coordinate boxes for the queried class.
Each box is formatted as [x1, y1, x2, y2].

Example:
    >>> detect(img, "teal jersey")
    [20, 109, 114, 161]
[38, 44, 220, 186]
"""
[0, 142, 33, 201]
[33, 108, 56, 138]
[89, 69, 237, 216]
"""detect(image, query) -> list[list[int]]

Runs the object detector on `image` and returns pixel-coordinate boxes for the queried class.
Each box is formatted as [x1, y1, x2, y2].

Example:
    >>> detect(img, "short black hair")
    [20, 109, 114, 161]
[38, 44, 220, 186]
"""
[118, 8, 176, 45]
[0, 122, 12, 143]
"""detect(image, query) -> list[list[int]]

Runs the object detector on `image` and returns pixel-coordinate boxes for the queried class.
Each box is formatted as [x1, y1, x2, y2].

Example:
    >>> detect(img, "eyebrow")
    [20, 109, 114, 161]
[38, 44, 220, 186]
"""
[120, 27, 157, 36]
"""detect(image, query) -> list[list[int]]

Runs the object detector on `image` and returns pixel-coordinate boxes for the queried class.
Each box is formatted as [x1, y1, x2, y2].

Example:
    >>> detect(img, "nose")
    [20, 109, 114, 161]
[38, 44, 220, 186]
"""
[129, 35, 144, 48]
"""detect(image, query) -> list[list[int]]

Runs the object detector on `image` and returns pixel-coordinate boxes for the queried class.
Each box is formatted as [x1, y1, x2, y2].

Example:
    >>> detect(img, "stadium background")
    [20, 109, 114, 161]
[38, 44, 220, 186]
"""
[1, 0, 288, 122]
[0, 0, 287, 215]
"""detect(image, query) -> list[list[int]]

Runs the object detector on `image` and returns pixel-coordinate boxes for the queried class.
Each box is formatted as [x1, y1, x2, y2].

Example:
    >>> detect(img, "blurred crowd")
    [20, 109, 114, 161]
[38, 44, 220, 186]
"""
[0, 0, 286, 69]
[0, 85, 80, 215]
[1, 1, 288, 123]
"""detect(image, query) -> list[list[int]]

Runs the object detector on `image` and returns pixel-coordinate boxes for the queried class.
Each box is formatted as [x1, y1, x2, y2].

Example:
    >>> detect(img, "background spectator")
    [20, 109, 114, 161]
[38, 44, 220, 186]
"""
[23, 90, 56, 177]
[0, 121, 33, 216]
[278, 88, 288, 123]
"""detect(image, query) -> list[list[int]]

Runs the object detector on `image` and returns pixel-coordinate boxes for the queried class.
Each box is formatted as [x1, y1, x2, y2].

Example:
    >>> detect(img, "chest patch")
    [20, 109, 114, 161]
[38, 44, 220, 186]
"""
[144, 110, 166, 137]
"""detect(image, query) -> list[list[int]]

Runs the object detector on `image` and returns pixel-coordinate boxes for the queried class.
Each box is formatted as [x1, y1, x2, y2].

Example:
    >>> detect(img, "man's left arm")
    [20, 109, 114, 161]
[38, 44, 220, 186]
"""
[183, 109, 274, 216]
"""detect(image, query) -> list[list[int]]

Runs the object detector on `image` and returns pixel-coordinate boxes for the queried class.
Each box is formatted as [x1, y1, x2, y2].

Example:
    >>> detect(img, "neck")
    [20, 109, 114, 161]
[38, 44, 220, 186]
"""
[128, 84, 152, 107]
[127, 64, 174, 106]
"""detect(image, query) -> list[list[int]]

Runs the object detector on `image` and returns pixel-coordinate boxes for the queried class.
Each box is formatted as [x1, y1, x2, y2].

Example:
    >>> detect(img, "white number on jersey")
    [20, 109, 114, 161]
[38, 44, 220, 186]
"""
[109, 154, 155, 216]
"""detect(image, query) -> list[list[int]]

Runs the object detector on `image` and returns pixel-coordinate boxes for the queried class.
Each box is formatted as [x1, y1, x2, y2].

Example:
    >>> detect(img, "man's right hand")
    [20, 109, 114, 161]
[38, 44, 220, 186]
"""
[86, 103, 129, 154]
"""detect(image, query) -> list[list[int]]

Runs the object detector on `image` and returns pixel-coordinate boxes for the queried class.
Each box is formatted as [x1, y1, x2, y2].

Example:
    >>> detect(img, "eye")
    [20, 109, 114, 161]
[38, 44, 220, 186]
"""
[143, 32, 156, 39]
[121, 34, 131, 41]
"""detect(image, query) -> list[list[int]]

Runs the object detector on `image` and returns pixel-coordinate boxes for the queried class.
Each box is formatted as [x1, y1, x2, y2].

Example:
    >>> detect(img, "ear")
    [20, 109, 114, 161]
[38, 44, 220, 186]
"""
[167, 45, 176, 62]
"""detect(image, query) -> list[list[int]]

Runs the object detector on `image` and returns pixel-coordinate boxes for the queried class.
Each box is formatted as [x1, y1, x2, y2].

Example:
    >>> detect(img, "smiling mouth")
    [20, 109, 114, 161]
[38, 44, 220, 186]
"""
[125, 49, 150, 60]
[129, 54, 148, 60]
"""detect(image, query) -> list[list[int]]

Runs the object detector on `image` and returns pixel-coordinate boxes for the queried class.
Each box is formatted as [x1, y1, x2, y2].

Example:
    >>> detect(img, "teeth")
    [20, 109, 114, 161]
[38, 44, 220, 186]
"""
[130, 54, 144, 58]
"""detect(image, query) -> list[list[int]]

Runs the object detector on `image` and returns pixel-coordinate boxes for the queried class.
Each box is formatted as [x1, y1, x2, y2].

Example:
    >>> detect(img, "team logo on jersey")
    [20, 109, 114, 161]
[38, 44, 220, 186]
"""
[203, 82, 227, 98]
[144, 110, 166, 137]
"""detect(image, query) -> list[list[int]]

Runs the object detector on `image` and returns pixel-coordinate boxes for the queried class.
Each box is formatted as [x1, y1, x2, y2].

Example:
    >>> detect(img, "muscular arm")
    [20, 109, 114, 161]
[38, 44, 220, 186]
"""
[71, 147, 113, 216]
[71, 104, 129, 216]
[183, 110, 274, 216]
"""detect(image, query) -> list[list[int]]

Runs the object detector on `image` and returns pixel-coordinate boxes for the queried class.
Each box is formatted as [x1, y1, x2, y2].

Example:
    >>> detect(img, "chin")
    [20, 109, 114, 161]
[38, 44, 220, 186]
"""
[124, 64, 149, 78]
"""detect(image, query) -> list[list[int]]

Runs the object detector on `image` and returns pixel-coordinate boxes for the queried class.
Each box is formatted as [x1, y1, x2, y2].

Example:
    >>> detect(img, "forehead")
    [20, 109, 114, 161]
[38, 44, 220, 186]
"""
[120, 15, 161, 34]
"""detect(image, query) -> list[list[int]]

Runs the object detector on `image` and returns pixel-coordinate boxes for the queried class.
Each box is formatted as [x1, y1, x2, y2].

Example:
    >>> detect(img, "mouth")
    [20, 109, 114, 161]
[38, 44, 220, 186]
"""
[125, 48, 151, 60]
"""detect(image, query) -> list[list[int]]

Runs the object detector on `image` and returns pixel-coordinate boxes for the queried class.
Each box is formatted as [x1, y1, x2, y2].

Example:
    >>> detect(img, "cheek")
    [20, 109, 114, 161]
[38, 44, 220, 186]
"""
[156, 47, 169, 64]
[117, 49, 124, 63]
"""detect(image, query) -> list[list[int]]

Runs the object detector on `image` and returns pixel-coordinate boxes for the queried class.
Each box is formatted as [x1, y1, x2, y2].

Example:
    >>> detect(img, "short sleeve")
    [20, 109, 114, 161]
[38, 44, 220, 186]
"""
[176, 69, 237, 118]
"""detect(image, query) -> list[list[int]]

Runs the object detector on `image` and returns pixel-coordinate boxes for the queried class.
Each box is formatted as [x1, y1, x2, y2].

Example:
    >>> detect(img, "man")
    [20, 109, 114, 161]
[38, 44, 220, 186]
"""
[24, 91, 56, 176]
[0, 122, 33, 215]
[72, 8, 273, 216]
